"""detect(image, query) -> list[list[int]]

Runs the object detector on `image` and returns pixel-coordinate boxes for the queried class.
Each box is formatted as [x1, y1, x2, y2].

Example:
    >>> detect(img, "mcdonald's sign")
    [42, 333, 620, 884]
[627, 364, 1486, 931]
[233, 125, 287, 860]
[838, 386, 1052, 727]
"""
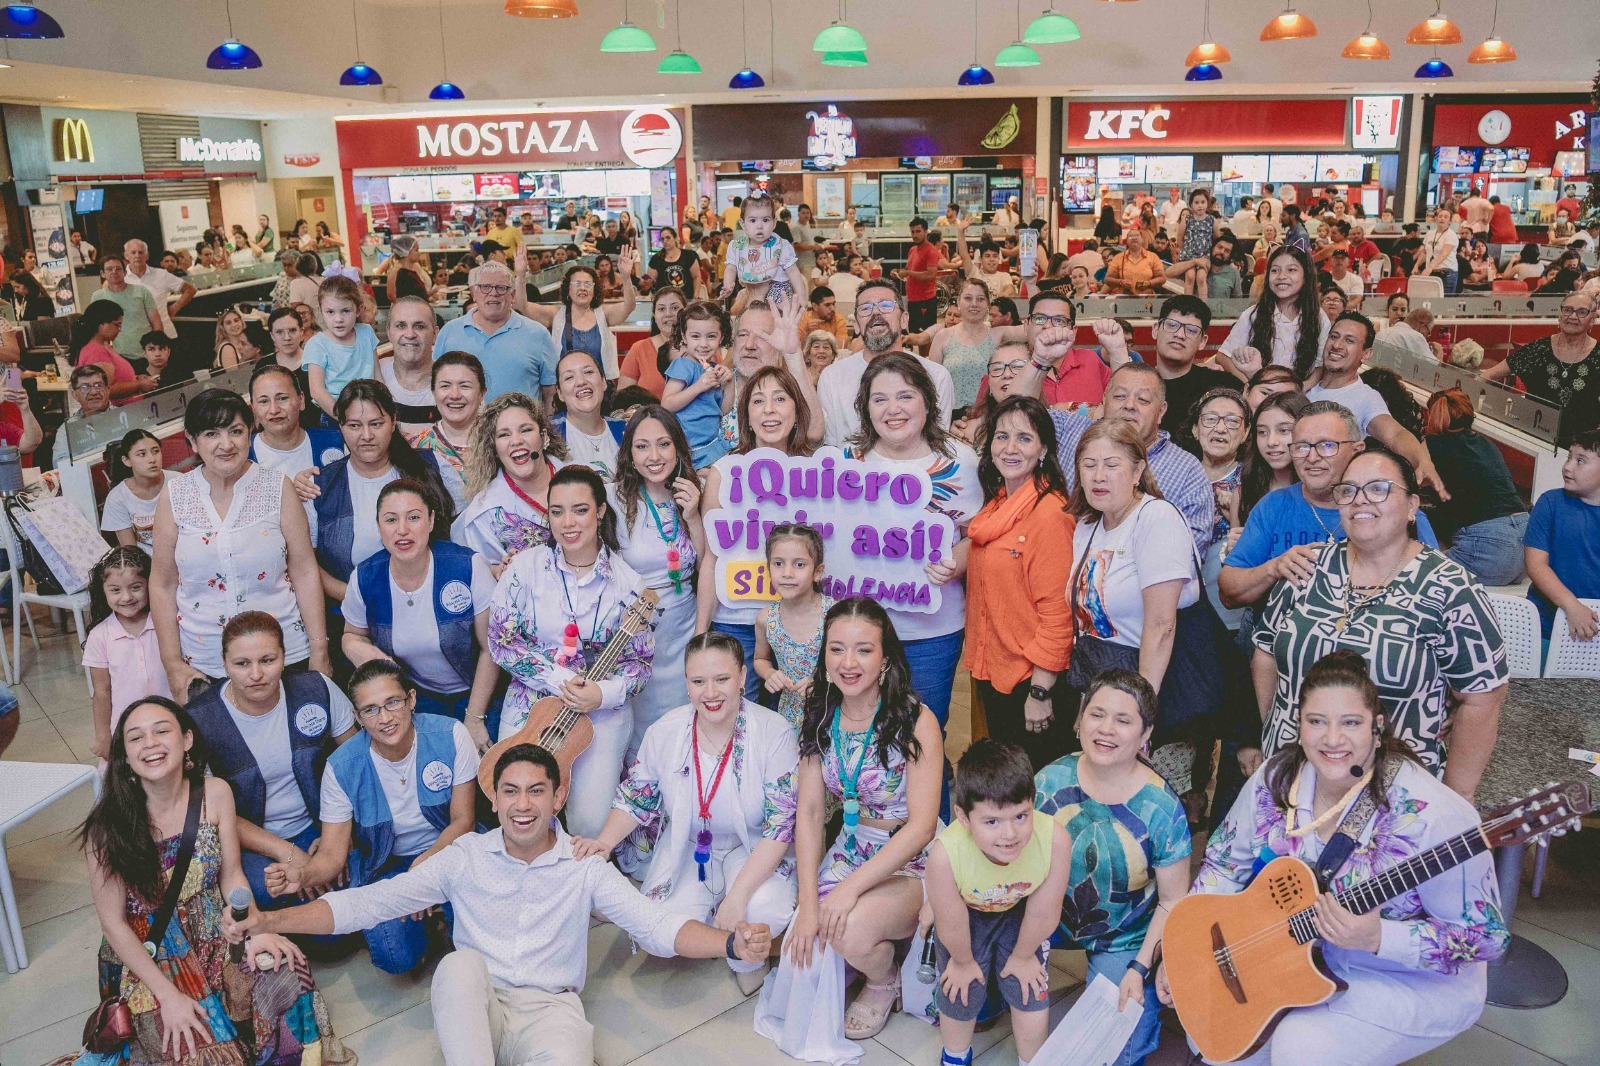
[53, 117, 94, 163]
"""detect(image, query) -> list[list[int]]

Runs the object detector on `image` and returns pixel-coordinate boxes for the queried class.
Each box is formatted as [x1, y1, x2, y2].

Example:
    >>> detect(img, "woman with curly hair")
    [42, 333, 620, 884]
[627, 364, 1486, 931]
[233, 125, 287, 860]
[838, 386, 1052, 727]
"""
[450, 391, 569, 577]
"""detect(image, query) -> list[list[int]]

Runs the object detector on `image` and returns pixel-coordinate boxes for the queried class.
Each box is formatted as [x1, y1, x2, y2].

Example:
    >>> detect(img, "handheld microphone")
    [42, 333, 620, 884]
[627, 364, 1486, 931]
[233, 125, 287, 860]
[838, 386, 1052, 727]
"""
[227, 887, 252, 963]
[916, 934, 938, 984]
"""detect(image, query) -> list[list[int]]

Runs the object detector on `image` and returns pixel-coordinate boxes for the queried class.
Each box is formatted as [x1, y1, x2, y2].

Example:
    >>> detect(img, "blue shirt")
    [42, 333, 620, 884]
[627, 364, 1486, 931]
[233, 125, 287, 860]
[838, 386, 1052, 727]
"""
[434, 310, 557, 401]
[665, 356, 729, 467]
[304, 324, 379, 400]
[1525, 488, 1600, 636]
[1227, 482, 1439, 572]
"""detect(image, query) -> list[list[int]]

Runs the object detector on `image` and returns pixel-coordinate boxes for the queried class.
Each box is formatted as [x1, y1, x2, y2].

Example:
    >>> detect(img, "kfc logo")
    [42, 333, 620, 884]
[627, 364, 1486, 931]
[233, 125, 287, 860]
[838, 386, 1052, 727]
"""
[1083, 108, 1171, 141]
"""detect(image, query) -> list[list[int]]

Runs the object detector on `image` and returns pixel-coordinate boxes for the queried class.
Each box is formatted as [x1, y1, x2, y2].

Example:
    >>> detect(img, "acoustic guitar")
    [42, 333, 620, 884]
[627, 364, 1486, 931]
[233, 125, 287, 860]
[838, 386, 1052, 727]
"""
[1164, 779, 1594, 1063]
[477, 588, 659, 799]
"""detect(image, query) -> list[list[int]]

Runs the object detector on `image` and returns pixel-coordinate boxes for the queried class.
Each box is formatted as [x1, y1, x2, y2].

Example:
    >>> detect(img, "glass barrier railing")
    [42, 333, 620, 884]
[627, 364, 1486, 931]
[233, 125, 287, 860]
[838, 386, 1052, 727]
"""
[1368, 337, 1562, 447]
[63, 363, 254, 462]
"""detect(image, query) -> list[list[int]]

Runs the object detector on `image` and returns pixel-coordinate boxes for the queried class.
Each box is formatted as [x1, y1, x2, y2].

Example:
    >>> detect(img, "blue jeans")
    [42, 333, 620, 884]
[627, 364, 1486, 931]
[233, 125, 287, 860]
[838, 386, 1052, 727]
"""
[713, 621, 764, 703]
[1085, 947, 1163, 1066]
[414, 687, 470, 721]
[1445, 512, 1529, 587]
[362, 853, 453, 974]
[1434, 268, 1459, 294]
[902, 629, 964, 728]
[242, 823, 321, 910]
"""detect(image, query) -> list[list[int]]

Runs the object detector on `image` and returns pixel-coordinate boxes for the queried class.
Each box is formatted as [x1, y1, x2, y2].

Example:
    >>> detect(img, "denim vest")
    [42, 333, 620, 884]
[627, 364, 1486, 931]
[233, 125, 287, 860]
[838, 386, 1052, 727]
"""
[328, 712, 458, 885]
[248, 427, 344, 468]
[191, 671, 339, 828]
[355, 540, 479, 694]
[314, 450, 444, 582]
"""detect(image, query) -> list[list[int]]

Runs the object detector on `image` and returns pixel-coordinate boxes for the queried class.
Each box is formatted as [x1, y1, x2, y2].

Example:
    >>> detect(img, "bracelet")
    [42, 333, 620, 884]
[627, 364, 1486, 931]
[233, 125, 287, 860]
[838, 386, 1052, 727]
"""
[724, 931, 738, 960]
[466, 712, 487, 720]
[1126, 959, 1151, 980]
[1029, 359, 1054, 375]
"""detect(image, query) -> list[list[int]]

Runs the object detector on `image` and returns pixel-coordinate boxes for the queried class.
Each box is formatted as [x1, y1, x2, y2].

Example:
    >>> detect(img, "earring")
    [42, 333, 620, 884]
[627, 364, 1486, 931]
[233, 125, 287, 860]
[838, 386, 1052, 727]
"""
[184, 754, 194, 771]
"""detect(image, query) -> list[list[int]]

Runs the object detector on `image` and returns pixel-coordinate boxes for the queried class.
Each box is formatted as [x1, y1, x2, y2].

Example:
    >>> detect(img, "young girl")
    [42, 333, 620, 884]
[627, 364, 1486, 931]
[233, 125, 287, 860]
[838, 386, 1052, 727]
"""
[100, 428, 170, 554]
[1166, 187, 1216, 295]
[720, 195, 807, 310]
[753, 523, 833, 731]
[304, 275, 378, 419]
[662, 299, 734, 469]
[83, 546, 171, 759]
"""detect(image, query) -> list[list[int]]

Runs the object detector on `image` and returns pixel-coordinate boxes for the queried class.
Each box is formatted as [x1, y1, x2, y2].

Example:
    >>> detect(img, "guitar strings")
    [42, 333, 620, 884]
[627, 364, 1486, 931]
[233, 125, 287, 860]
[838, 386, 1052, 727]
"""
[535, 599, 654, 750]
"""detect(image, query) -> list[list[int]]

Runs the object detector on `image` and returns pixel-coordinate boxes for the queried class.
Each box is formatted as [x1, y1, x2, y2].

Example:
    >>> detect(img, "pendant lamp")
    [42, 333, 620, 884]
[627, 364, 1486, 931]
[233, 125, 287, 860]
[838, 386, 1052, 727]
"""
[428, 0, 462, 99]
[728, 0, 764, 88]
[657, 0, 699, 73]
[1023, 3, 1079, 45]
[1185, 63, 1222, 81]
[0, 2, 62, 39]
[1468, 0, 1516, 63]
[957, 0, 994, 84]
[505, 0, 578, 16]
[600, 0, 655, 52]
[1406, 2, 1462, 45]
[339, 1, 381, 85]
[1260, 5, 1317, 41]
[1414, 56, 1454, 78]
[995, 0, 1041, 66]
[1340, 0, 1390, 59]
[813, 0, 867, 53]
[1184, 0, 1229, 67]
[822, 51, 869, 67]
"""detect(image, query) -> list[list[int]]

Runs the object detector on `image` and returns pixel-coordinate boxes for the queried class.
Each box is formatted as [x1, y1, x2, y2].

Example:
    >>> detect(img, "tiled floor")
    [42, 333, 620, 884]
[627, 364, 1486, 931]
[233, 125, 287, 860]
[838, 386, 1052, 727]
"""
[3, 620, 1596, 1065]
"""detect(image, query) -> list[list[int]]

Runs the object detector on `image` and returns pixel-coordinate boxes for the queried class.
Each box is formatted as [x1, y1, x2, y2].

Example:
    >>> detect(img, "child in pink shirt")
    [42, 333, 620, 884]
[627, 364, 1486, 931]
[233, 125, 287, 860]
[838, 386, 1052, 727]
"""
[83, 546, 171, 759]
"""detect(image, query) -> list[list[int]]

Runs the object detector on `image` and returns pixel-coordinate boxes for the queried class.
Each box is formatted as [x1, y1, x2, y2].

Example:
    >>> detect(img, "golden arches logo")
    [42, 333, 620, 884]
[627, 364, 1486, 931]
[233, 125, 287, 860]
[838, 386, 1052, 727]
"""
[53, 117, 94, 163]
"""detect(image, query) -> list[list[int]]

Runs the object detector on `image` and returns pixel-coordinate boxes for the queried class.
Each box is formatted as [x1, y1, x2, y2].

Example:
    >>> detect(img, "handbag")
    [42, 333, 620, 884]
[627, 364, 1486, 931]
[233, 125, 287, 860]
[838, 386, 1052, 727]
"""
[83, 780, 205, 1054]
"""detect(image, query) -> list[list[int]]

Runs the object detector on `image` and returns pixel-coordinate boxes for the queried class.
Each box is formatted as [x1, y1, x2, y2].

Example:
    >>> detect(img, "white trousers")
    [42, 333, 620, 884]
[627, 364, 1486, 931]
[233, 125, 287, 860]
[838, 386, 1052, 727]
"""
[655, 842, 796, 973]
[564, 703, 633, 839]
[1205, 1003, 1456, 1066]
[431, 949, 594, 1066]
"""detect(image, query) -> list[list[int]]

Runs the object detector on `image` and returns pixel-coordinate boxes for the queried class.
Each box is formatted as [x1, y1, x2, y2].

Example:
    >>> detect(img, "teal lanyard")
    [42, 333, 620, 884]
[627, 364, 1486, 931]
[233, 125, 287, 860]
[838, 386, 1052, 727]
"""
[642, 492, 685, 593]
[830, 704, 879, 843]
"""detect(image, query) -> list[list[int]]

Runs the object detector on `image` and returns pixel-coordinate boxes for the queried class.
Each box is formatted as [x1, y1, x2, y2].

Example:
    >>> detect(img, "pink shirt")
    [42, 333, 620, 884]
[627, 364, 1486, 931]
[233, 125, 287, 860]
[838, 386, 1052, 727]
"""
[82, 614, 171, 729]
[76, 341, 138, 404]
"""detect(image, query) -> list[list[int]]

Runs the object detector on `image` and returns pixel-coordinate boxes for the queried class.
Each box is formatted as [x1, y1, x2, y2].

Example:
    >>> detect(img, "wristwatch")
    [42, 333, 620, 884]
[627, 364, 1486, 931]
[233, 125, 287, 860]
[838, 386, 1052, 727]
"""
[1027, 684, 1052, 702]
[1126, 959, 1151, 980]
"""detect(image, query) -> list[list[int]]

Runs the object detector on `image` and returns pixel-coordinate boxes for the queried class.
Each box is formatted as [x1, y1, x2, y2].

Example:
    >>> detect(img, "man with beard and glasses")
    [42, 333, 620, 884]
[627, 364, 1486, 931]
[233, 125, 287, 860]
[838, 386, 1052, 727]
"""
[816, 277, 956, 448]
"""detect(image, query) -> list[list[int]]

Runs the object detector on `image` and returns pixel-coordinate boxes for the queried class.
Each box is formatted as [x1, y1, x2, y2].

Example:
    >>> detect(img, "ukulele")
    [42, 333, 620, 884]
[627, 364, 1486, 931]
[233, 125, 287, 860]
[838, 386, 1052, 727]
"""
[477, 588, 659, 799]
[1164, 779, 1594, 1064]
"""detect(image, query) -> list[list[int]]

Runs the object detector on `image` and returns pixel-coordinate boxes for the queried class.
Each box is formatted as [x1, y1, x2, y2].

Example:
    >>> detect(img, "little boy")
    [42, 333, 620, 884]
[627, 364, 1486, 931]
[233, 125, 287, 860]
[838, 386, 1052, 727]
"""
[924, 739, 1071, 1066]
[1526, 426, 1600, 644]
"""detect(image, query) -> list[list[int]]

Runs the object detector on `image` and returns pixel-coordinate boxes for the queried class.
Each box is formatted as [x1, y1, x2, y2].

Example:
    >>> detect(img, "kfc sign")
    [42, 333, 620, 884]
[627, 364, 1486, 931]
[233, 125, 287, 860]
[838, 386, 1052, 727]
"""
[1066, 99, 1349, 150]
[337, 107, 686, 170]
[1082, 108, 1170, 142]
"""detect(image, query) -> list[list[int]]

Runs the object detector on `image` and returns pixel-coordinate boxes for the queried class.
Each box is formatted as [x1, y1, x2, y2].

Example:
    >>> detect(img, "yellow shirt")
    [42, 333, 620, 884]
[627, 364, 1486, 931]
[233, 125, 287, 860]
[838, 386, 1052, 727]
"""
[484, 225, 522, 253]
[799, 309, 848, 344]
[940, 809, 1055, 913]
[721, 206, 743, 231]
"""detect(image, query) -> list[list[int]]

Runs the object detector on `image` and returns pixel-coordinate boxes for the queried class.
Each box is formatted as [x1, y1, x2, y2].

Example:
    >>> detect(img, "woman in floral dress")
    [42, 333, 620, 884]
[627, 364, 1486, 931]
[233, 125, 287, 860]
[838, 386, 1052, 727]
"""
[77, 697, 347, 1066]
[755, 597, 943, 1051]
[1156, 650, 1508, 1065]
[452, 393, 570, 578]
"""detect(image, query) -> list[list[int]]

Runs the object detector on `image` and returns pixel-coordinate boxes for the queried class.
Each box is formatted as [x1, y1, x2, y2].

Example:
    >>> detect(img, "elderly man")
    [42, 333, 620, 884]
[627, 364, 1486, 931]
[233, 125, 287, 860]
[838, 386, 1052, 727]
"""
[816, 277, 956, 448]
[54, 364, 112, 468]
[123, 239, 195, 337]
[1379, 305, 1438, 362]
[1017, 340, 1216, 551]
[89, 254, 163, 361]
[729, 296, 824, 443]
[433, 261, 557, 404]
[383, 296, 441, 431]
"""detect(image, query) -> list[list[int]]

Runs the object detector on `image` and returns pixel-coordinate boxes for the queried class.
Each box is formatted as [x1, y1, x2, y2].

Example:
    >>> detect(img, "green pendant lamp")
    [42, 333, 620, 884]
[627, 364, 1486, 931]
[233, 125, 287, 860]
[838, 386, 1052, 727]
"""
[601, 0, 656, 54]
[656, 0, 699, 73]
[812, 0, 866, 53]
[996, 0, 1041, 66]
[821, 50, 868, 67]
[1023, 2, 1080, 45]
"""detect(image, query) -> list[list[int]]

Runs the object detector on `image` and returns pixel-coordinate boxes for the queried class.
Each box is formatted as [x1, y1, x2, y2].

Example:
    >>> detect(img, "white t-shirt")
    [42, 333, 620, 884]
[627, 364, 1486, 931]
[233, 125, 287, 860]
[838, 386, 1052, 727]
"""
[223, 681, 356, 839]
[1159, 200, 1186, 231]
[826, 271, 863, 308]
[1306, 379, 1390, 435]
[349, 466, 401, 569]
[1220, 305, 1332, 371]
[319, 719, 479, 858]
[1376, 322, 1434, 361]
[252, 433, 333, 546]
[973, 269, 1014, 298]
[1070, 496, 1200, 650]
[564, 423, 620, 479]
[127, 265, 184, 335]
[342, 553, 496, 693]
[817, 351, 957, 449]
[100, 474, 171, 554]
[1419, 229, 1460, 274]
[1329, 271, 1364, 302]
[379, 359, 439, 432]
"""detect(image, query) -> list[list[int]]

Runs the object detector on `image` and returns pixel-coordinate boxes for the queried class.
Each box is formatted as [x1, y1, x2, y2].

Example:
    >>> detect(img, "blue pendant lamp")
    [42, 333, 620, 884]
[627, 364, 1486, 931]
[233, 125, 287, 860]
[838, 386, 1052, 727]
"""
[0, 2, 62, 39]
[340, 0, 381, 85]
[1185, 63, 1222, 81]
[206, 1, 260, 69]
[1414, 55, 1454, 78]
[428, 0, 464, 99]
[728, 0, 764, 88]
[957, 0, 994, 84]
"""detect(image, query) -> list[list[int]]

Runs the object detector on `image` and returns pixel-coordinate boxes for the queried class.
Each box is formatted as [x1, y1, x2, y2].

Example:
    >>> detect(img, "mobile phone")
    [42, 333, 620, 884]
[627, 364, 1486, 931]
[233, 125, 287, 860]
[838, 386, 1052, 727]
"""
[4, 366, 20, 394]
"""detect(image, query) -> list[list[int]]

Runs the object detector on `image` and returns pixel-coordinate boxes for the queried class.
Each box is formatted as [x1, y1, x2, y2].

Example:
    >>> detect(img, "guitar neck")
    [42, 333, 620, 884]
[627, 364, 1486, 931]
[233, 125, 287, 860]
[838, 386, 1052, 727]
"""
[580, 603, 647, 683]
[1330, 827, 1489, 916]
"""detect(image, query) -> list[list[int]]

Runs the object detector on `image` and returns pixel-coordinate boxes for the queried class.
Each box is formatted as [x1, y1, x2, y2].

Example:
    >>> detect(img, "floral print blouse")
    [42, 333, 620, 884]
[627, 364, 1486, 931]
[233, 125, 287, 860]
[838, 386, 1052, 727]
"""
[1196, 759, 1508, 1039]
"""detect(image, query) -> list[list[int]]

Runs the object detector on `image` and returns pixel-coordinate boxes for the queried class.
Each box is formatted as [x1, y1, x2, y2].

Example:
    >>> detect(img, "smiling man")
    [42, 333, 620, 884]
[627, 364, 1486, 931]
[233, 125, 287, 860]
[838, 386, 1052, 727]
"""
[433, 262, 557, 404]
[228, 745, 771, 1066]
[382, 296, 441, 431]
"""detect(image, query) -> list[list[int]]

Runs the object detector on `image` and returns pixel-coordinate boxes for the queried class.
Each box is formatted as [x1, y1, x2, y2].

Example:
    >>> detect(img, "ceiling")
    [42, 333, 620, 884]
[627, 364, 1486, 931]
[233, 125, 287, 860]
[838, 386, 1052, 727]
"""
[0, 0, 1592, 119]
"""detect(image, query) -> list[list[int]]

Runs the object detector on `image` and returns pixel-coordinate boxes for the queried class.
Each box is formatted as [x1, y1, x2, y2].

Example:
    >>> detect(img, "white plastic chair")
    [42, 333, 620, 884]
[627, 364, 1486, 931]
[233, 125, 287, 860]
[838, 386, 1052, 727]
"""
[0, 516, 91, 692]
[1487, 593, 1544, 679]
[0, 761, 101, 971]
[1406, 274, 1445, 300]
[1546, 600, 1600, 679]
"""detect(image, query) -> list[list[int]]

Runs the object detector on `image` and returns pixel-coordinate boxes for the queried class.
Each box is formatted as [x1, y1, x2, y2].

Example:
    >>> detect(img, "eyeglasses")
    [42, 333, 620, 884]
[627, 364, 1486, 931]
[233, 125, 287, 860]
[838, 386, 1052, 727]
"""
[73, 381, 107, 393]
[1158, 319, 1203, 339]
[1331, 479, 1398, 505]
[1028, 313, 1072, 329]
[1559, 306, 1595, 318]
[987, 359, 1030, 377]
[1290, 439, 1358, 458]
[356, 695, 410, 722]
[475, 284, 513, 296]
[858, 299, 898, 315]
[1198, 413, 1244, 429]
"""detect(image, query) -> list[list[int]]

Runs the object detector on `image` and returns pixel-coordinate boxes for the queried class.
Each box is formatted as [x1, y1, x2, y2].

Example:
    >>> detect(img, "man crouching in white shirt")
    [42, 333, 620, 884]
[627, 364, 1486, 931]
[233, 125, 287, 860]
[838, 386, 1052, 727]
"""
[227, 744, 772, 1066]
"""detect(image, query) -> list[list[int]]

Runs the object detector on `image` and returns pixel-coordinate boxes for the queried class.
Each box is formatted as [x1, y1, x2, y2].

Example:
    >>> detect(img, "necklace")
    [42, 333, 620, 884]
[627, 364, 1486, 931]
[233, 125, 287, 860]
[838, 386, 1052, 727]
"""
[644, 491, 688, 594]
[830, 702, 880, 845]
[1335, 546, 1408, 632]
[1308, 499, 1340, 546]
[1285, 762, 1370, 838]
[691, 714, 737, 882]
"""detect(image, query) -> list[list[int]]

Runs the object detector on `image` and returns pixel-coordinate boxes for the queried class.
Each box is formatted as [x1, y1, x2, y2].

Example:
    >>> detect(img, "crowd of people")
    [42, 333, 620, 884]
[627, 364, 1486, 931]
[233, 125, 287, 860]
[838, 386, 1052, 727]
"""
[17, 186, 1600, 1066]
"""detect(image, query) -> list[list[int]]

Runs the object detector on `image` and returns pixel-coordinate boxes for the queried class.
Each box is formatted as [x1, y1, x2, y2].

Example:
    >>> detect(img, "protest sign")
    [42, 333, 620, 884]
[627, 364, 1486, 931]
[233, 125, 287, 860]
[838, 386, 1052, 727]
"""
[703, 447, 958, 615]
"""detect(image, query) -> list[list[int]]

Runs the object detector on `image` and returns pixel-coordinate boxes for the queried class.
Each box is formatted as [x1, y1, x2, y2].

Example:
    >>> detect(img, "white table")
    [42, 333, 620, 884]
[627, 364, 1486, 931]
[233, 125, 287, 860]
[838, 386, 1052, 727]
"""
[0, 760, 100, 971]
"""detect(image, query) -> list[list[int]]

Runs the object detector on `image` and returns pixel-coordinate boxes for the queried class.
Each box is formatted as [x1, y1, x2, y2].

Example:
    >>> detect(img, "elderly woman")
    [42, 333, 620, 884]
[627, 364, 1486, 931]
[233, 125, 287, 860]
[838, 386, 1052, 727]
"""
[1164, 649, 1507, 1064]
[1252, 444, 1509, 801]
[803, 328, 839, 385]
[574, 633, 798, 996]
[1483, 290, 1599, 443]
[452, 391, 569, 576]
[963, 396, 1076, 770]
[152, 390, 331, 694]
[186, 612, 356, 907]
[262, 658, 479, 975]
[488, 464, 655, 838]
[520, 251, 638, 379]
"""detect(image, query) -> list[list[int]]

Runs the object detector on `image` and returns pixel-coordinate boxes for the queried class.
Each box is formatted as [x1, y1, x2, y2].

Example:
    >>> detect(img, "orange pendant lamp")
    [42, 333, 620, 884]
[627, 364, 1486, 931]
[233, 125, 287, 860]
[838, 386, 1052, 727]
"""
[1260, 5, 1317, 42]
[1341, 0, 1390, 59]
[1405, 2, 1462, 45]
[1185, 0, 1230, 67]
[506, 0, 578, 16]
[1468, 0, 1516, 63]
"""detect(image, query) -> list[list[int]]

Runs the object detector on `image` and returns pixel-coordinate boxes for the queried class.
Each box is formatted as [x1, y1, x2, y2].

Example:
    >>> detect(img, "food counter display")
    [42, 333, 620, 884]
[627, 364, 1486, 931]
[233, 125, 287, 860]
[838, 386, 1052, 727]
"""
[1424, 98, 1592, 232]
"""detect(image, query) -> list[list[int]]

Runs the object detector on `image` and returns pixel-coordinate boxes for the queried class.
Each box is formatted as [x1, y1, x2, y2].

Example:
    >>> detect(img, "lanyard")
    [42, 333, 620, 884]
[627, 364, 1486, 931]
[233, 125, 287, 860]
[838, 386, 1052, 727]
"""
[557, 561, 606, 647]
[830, 704, 878, 844]
[692, 714, 737, 881]
[642, 491, 679, 544]
[502, 468, 550, 515]
[643, 493, 686, 594]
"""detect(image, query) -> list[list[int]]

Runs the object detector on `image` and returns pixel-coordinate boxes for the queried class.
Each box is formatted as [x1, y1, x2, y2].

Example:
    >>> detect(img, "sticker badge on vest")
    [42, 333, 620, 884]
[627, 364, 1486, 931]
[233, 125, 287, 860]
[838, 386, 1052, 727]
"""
[439, 579, 474, 615]
[421, 759, 453, 792]
[321, 447, 344, 465]
[294, 703, 328, 738]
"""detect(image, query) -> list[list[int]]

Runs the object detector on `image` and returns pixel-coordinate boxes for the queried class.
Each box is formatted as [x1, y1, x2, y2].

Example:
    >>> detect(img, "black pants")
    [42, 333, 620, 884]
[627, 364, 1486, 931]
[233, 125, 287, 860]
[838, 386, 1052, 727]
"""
[908, 298, 938, 332]
[977, 677, 1079, 773]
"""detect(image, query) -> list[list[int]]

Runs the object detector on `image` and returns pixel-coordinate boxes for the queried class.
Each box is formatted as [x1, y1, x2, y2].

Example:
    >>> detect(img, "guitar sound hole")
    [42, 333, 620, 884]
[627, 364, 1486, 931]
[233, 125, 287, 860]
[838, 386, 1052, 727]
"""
[1268, 874, 1303, 912]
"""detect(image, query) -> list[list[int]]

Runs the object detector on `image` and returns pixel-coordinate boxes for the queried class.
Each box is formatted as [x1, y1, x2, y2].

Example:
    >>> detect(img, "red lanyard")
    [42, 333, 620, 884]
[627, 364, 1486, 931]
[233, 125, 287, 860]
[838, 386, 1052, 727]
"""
[502, 468, 550, 515]
[691, 717, 736, 822]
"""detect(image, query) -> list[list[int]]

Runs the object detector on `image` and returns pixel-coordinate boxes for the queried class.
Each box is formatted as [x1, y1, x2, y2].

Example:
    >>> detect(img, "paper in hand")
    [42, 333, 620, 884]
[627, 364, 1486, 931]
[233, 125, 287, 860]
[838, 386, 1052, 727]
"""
[1029, 973, 1142, 1066]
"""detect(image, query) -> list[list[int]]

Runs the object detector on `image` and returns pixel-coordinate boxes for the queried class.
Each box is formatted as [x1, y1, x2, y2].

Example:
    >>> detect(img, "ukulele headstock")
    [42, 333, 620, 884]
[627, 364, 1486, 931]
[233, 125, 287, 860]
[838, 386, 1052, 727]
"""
[622, 588, 661, 632]
[1481, 779, 1597, 850]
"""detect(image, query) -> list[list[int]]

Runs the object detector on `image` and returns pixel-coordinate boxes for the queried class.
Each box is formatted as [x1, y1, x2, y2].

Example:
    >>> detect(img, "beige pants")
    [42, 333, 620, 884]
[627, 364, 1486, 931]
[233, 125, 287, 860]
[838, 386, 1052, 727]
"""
[432, 949, 595, 1066]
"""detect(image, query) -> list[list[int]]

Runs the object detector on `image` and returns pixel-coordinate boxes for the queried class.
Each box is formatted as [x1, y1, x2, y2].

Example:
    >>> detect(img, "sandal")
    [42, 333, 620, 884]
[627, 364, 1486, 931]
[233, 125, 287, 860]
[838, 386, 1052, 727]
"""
[844, 975, 901, 1040]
